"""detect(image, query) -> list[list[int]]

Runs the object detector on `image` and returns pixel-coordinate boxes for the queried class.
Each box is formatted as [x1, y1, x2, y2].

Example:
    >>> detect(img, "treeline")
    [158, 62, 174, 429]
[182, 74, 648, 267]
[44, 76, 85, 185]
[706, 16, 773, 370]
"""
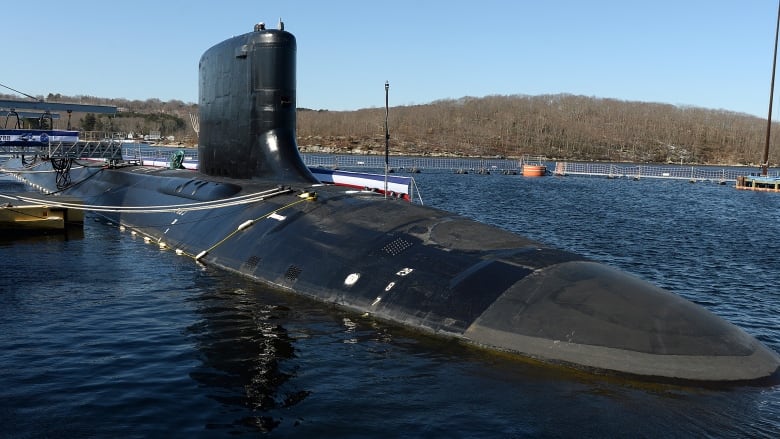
[3, 91, 777, 164]
[297, 94, 778, 165]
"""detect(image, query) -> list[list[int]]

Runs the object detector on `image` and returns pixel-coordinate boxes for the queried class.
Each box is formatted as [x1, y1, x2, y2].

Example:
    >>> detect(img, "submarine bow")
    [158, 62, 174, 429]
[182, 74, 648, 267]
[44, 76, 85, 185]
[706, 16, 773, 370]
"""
[7, 21, 779, 383]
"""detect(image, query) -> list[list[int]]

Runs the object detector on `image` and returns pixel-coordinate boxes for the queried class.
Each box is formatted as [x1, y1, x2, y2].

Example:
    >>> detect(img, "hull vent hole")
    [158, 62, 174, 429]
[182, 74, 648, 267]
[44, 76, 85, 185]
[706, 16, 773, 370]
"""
[243, 255, 261, 270]
[382, 238, 413, 256]
[285, 264, 302, 282]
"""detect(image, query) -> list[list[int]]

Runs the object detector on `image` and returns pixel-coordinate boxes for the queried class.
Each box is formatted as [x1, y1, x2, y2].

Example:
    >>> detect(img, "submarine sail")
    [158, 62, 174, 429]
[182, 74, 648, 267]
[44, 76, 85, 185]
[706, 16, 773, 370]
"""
[198, 21, 317, 183]
[4, 21, 779, 383]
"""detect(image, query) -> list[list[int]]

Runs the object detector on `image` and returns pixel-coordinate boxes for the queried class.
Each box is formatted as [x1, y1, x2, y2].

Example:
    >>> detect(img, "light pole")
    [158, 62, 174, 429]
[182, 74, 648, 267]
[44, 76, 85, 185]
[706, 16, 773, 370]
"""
[762, 0, 780, 176]
[384, 80, 390, 198]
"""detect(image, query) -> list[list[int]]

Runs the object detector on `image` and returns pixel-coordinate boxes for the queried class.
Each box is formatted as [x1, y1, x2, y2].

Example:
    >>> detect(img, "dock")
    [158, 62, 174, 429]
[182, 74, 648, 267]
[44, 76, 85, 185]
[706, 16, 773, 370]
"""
[0, 192, 84, 231]
[735, 175, 780, 192]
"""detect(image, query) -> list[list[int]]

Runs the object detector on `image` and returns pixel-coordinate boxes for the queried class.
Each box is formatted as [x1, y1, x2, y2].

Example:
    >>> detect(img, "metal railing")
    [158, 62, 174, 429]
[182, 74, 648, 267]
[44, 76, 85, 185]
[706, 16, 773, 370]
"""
[553, 162, 750, 182]
[0, 139, 123, 160]
[302, 153, 521, 172]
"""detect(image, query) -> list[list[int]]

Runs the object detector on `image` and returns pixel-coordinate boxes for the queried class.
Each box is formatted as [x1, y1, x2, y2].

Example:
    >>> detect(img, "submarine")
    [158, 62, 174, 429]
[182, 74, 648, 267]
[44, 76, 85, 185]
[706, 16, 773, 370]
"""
[5, 21, 780, 383]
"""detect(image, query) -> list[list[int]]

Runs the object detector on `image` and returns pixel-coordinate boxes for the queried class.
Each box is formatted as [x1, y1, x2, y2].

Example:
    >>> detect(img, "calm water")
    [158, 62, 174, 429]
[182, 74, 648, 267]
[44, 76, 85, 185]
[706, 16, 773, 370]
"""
[1, 170, 779, 438]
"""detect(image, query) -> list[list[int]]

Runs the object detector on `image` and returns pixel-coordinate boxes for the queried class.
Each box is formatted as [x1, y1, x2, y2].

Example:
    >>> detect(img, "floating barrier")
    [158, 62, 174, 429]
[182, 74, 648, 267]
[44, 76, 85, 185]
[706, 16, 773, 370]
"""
[554, 161, 742, 182]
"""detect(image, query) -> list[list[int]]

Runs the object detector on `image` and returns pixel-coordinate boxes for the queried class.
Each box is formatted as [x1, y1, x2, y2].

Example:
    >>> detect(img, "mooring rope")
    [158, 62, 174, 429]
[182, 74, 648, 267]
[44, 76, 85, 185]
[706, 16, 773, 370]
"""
[4, 186, 294, 214]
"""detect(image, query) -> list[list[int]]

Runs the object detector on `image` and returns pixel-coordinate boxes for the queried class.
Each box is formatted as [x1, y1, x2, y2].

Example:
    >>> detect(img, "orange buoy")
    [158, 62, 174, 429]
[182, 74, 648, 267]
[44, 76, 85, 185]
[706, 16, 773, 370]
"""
[522, 164, 547, 177]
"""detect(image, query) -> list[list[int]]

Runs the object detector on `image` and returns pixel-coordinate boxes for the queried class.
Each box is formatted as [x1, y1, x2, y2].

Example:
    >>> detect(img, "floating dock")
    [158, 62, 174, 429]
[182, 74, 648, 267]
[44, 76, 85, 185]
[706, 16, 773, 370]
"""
[0, 192, 83, 231]
[735, 175, 780, 192]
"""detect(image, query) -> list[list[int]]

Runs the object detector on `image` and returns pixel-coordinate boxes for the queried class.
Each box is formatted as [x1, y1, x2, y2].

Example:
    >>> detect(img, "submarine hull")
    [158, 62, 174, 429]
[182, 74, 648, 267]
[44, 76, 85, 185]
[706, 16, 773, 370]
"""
[5, 21, 778, 382]
[8, 161, 780, 382]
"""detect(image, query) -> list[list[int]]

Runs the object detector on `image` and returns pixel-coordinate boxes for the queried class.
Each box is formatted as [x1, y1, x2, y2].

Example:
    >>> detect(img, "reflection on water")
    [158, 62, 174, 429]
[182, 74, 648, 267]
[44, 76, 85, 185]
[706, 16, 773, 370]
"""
[0, 226, 84, 244]
[186, 279, 311, 434]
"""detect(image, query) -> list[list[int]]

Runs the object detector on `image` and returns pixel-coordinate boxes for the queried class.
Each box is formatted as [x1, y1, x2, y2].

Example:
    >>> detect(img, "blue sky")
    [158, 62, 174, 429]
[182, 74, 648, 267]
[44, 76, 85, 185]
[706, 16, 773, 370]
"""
[2, 1, 778, 117]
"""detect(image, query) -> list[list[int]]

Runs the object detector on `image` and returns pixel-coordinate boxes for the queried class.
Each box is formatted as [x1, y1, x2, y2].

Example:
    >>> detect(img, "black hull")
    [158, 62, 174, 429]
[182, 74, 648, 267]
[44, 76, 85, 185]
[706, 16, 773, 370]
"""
[7, 159, 780, 383]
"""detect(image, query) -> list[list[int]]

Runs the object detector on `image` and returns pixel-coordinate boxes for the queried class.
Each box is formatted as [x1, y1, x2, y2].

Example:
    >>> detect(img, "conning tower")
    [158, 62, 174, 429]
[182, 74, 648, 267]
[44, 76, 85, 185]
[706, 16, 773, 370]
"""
[198, 20, 317, 182]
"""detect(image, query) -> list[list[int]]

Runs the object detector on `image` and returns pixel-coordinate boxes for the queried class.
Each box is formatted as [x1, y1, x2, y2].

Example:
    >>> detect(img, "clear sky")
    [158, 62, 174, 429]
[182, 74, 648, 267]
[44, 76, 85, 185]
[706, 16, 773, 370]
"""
[2, 1, 779, 117]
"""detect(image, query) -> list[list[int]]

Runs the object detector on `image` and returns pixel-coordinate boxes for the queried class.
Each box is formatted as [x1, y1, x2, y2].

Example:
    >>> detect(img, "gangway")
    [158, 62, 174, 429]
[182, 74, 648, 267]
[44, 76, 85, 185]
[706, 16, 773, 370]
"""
[0, 131, 124, 161]
[0, 98, 124, 189]
[0, 98, 122, 161]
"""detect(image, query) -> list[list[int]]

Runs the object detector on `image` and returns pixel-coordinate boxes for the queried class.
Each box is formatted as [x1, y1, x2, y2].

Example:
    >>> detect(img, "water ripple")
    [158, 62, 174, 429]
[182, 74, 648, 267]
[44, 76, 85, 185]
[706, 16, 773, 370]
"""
[2, 172, 780, 437]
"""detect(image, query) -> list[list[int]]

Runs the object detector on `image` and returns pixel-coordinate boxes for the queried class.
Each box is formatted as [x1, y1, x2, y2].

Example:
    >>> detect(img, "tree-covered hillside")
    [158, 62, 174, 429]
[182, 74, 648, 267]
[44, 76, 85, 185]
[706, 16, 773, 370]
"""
[3, 92, 777, 165]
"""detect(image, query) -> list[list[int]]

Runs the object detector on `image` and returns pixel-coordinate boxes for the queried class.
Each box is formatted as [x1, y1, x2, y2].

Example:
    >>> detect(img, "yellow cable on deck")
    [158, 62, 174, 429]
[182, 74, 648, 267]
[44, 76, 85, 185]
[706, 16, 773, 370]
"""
[194, 192, 317, 262]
